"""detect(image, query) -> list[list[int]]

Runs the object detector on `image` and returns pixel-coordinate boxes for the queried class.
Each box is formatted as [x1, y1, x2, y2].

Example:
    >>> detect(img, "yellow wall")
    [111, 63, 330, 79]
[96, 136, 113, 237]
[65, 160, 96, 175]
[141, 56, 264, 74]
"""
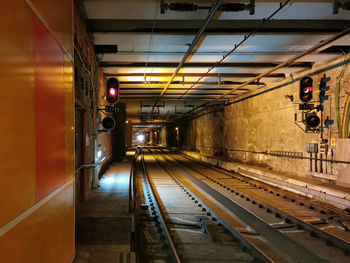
[0, 0, 74, 262]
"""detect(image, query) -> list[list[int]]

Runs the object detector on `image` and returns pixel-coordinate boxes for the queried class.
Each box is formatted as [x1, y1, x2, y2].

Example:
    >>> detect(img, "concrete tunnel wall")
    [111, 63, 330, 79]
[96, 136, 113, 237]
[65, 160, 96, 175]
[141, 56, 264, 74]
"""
[179, 55, 350, 185]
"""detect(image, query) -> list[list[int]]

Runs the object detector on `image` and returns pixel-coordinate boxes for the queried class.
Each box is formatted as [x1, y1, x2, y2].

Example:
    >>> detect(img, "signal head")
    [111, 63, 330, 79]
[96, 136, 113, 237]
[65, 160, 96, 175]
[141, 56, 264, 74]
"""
[106, 78, 119, 104]
[300, 76, 313, 102]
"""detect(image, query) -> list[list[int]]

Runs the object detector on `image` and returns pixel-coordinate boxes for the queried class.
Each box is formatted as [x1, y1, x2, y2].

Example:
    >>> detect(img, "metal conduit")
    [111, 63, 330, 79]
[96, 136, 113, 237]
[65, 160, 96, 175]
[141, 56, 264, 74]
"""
[174, 27, 350, 121]
[152, 0, 223, 111]
[178, 0, 291, 100]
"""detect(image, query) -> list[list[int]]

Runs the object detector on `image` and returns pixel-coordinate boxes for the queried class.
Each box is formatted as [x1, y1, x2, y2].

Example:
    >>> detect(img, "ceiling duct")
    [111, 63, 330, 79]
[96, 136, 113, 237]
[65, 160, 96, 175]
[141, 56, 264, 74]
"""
[161, 1, 255, 14]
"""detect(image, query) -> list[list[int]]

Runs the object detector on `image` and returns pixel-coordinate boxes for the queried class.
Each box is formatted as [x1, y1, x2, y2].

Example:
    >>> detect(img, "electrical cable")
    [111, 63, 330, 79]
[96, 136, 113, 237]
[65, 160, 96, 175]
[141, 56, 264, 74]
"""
[141, 0, 160, 121]
[173, 26, 350, 123]
[144, 0, 160, 85]
[153, 0, 223, 109]
[178, 0, 291, 100]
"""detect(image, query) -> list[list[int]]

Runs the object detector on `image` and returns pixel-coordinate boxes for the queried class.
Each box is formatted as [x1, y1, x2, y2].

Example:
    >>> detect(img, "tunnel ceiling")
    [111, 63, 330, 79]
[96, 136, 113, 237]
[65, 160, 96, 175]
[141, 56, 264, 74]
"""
[78, 0, 350, 123]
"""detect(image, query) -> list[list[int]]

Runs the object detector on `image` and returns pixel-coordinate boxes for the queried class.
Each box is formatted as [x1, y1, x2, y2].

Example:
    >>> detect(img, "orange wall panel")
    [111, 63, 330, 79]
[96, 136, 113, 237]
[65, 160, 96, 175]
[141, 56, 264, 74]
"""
[0, 182, 75, 263]
[33, 16, 66, 201]
[0, 0, 36, 228]
[0, 0, 74, 262]
[64, 54, 75, 182]
[28, 0, 73, 58]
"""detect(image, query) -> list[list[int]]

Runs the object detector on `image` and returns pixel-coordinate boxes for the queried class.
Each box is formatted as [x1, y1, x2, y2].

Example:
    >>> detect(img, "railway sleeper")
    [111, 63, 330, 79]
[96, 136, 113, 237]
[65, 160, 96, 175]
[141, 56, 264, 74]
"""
[138, 210, 173, 262]
[141, 227, 171, 261]
[166, 217, 201, 229]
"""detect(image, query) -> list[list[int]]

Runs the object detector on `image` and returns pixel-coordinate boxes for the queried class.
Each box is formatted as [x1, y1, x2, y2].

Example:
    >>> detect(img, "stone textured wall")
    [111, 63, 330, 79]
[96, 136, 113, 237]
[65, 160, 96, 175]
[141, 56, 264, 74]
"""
[160, 126, 167, 146]
[74, 11, 113, 200]
[180, 55, 350, 178]
[180, 107, 224, 156]
[96, 72, 113, 179]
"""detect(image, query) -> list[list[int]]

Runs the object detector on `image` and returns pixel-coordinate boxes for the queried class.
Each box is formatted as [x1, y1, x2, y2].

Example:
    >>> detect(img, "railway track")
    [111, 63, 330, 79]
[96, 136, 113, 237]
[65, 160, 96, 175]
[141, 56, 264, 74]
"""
[135, 147, 350, 263]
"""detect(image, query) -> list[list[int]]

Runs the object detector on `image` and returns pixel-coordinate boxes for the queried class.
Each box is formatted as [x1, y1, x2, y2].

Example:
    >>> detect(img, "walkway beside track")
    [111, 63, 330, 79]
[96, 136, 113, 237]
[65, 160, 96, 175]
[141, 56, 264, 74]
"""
[74, 160, 135, 263]
[180, 150, 350, 209]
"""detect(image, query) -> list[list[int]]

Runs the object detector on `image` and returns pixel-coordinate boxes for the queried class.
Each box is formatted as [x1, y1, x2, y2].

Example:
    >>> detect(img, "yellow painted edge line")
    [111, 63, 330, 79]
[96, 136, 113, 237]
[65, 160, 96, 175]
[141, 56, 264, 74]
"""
[0, 179, 74, 238]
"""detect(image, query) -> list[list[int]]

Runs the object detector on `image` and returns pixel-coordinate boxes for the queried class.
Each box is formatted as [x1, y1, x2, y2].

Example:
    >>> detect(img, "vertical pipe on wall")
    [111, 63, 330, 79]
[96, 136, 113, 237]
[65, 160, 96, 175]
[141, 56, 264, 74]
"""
[75, 98, 87, 201]
[321, 103, 324, 174]
[310, 153, 313, 172]
[315, 153, 318, 172]
[331, 149, 334, 175]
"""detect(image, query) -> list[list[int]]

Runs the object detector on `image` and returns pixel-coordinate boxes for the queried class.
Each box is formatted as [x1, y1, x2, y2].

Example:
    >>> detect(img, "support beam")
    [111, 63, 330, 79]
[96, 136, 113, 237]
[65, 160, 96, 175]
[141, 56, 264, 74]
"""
[155, 0, 223, 106]
[104, 72, 285, 78]
[120, 92, 237, 96]
[87, 19, 350, 34]
[100, 61, 312, 68]
[119, 81, 263, 85]
[119, 97, 229, 100]
[173, 27, 350, 122]
[119, 88, 250, 91]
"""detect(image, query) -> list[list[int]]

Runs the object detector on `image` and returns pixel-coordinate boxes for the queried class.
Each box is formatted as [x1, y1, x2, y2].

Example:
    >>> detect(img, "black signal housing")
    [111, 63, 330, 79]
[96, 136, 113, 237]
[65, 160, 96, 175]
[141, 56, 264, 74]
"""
[106, 77, 119, 104]
[299, 76, 313, 102]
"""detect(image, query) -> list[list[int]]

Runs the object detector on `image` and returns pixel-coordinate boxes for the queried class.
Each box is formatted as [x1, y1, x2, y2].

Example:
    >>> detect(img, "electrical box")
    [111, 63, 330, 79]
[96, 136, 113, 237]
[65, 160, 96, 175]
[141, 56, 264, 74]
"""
[305, 143, 318, 153]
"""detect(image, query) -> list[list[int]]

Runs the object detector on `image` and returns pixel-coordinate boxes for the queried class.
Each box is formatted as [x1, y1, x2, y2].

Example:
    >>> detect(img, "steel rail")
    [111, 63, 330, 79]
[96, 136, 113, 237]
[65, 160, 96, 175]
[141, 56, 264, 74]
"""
[164, 149, 350, 255]
[128, 149, 138, 214]
[152, 0, 223, 112]
[148, 147, 273, 263]
[138, 147, 182, 263]
[172, 148, 350, 217]
[157, 148, 336, 262]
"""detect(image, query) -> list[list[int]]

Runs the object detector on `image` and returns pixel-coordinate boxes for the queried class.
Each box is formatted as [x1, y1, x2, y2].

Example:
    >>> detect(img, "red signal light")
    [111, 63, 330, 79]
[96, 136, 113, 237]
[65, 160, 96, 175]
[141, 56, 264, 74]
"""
[106, 78, 119, 104]
[304, 87, 313, 93]
[109, 87, 116, 97]
[300, 76, 313, 102]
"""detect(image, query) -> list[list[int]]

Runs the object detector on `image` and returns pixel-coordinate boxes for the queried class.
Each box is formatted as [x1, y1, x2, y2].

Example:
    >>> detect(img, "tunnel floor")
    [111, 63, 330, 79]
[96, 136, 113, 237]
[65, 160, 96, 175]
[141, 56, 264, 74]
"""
[74, 161, 134, 263]
[72, 149, 350, 263]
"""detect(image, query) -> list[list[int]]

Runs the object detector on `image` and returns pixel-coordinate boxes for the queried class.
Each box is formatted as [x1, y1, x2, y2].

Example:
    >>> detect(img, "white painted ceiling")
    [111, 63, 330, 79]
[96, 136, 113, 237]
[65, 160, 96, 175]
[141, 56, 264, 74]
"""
[80, 0, 350, 122]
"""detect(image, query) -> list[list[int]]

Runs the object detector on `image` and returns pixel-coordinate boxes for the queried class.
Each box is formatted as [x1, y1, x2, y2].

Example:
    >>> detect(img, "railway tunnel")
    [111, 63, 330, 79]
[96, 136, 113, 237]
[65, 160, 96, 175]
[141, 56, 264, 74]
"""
[1, 0, 350, 262]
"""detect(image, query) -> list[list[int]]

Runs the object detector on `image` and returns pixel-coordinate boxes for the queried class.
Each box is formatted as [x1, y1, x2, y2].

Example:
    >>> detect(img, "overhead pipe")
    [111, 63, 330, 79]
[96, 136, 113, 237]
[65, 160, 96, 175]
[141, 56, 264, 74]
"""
[174, 27, 350, 121]
[152, 0, 223, 111]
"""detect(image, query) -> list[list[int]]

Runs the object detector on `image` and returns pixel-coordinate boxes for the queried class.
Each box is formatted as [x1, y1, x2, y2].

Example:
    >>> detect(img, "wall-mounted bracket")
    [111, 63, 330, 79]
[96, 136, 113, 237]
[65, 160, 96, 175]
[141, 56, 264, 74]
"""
[97, 129, 111, 134]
